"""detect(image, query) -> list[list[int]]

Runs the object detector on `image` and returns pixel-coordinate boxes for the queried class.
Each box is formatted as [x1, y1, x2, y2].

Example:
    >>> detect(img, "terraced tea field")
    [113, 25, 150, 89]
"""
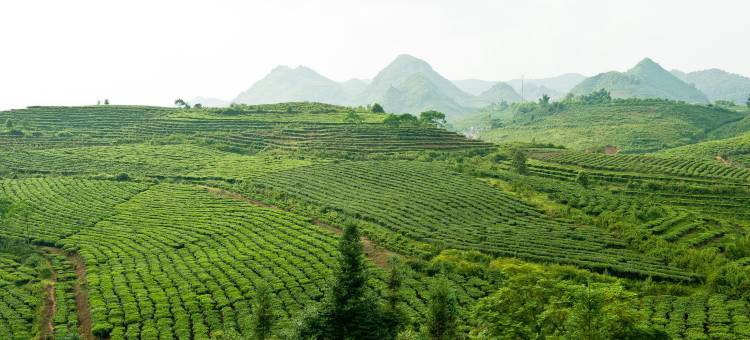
[243, 160, 694, 280]
[2, 104, 749, 339]
[0, 106, 492, 154]
[642, 294, 750, 339]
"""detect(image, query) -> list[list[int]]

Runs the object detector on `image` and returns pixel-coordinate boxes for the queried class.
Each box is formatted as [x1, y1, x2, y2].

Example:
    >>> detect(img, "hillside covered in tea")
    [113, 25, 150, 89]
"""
[1, 102, 749, 340]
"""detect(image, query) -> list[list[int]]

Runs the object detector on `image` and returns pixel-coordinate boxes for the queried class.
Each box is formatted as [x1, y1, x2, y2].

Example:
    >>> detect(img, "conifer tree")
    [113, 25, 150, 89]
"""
[251, 283, 276, 340]
[295, 223, 398, 339]
[424, 277, 458, 340]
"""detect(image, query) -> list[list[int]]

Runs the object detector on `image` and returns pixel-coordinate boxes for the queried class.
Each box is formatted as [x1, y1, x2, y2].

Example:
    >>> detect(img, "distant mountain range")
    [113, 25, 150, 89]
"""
[219, 55, 749, 117]
[671, 68, 750, 104]
[571, 58, 709, 103]
[234, 65, 350, 105]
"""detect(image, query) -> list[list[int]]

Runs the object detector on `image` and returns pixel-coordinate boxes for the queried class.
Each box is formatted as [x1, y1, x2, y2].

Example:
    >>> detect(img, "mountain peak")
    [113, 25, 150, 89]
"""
[387, 54, 433, 71]
[631, 58, 664, 73]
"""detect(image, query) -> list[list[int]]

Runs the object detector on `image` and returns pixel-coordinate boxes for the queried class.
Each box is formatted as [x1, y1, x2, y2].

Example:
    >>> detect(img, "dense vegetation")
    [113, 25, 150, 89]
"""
[456, 93, 749, 153]
[1, 102, 750, 339]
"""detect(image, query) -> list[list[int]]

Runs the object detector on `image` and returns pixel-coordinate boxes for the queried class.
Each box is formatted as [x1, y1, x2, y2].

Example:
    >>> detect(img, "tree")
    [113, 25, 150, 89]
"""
[419, 110, 446, 127]
[4, 118, 12, 129]
[384, 257, 408, 335]
[580, 89, 611, 104]
[295, 223, 395, 339]
[576, 170, 590, 188]
[383, 113, 419, 127]
[194, 103, 203, 109]
[104, 99, 110, 105]
[539, 94, 551, 105]
[174, 98, 191, 109]
[371, 103, 385, 113]
[384, 114, 402, 127]
[424, 276, 458, 340]
[251, 283, 277, 340]
[397, 114, 419, 126]
[344, 111, 364, 124]
[746, 93, 750, 108]
[470, 263, 668, 340]
[511, 149, 528, 175]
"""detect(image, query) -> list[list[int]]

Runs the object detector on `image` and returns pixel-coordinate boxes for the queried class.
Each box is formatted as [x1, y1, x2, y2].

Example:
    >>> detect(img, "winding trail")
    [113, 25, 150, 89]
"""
[47, 247, 94, 340]
[202, 186, 397, 268]
[39, 258, 56, 339]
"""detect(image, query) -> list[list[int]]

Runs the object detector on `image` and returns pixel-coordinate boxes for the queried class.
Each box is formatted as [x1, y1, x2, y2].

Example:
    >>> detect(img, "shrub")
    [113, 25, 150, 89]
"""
[92, 322, 113, 337]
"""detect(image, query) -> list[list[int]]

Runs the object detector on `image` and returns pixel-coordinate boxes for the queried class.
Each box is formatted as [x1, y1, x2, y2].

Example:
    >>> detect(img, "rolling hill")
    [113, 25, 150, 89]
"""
[572, 58, 709, 103]
[672, 68, 750, 104]
[655, 131, 750, 167]
[3, 103, 750, 340]
[458, 99, 747, 153]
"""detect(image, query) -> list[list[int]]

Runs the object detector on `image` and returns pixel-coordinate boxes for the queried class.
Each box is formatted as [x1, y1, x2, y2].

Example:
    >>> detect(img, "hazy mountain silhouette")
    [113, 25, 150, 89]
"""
[572, 58, 709, 103]
[672, 68, 750, 104]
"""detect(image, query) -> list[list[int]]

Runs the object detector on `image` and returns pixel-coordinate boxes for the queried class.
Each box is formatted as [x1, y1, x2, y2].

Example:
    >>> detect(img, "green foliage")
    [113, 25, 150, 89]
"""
[246, 160, 690, 280]
[575, 170, 589, 187]
[114, 172, 130, 181]
[251, 283, 277, 340]
[469, 100, 745, 153]
[424, 276, 458, 340]
[511, 149, 528, 175]
[578, 88, 612, 104]
[470, 260, 664, 340]
[93, 322, 114, 337]
[344, 111, 364, 124]
[3, 102, 750, 339]
[295, 224, 399, 339]
[372, 103, 385, 113]
[538, 93, 550, 105]
[384, 113, 420, 127]
[4, 118, 11, 129]
[419, 110, 446, 127]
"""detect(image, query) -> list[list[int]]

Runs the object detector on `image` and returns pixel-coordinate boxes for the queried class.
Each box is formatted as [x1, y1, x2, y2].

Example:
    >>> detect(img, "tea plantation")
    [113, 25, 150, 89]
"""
[1, 103, 749, 339]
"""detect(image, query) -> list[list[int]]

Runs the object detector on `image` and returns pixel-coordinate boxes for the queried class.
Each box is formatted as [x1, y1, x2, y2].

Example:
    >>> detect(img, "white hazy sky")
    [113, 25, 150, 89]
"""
[1, 0, 748, 110]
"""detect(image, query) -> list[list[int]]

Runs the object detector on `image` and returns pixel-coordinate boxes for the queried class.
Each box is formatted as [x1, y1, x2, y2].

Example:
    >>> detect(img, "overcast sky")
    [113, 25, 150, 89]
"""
[1, 0, 748, 110]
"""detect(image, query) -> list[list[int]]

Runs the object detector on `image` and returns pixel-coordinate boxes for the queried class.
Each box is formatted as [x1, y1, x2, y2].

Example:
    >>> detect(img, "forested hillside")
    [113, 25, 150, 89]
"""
[1, 103, 750, 339]
[456, 93, 749, 153]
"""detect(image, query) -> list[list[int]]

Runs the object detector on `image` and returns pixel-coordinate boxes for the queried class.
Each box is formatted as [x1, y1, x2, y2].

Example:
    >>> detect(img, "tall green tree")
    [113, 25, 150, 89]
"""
[424, 276, 458, 340]
[371, 103, 385, 113]
[4, 118, 12, 129]
[295, 223, 397, 339]
[511, 149, 528, 175]
[251, 283, 277, 340]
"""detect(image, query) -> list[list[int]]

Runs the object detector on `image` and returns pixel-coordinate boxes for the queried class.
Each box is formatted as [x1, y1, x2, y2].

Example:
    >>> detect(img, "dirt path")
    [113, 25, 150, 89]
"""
[202, 186, 397, 268]
[39, 258, 57, 339]
[47, 248, 94, 340]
